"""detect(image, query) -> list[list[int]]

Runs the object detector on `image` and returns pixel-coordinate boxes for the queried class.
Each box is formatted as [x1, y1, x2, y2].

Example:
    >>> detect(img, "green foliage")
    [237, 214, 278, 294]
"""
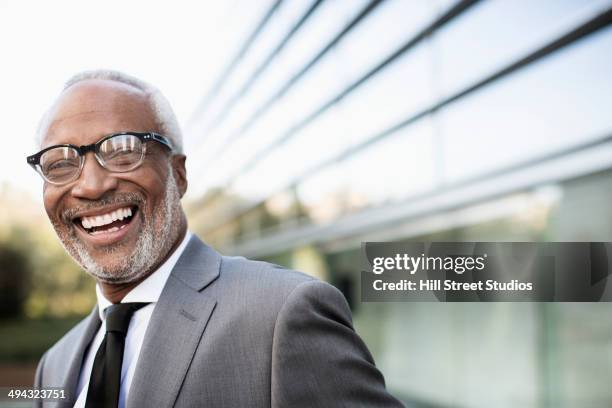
[0, 244, 29, 319]
[24, 226, 95, 318]
[0, 216, 95, 319]
[0, 317, 84, 363]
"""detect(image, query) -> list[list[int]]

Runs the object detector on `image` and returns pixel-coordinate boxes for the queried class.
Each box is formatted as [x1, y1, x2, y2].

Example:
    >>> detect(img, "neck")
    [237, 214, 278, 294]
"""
[98, 219, 188, 304]
[98, 280, 142, 304]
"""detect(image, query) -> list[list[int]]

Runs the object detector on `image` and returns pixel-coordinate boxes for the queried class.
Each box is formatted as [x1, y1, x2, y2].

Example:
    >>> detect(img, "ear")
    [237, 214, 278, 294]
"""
[171, 154, 188, 198]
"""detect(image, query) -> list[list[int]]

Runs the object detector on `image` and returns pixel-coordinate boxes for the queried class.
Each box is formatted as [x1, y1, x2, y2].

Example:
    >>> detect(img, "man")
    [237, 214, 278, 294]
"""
[31, 70, 403, 407]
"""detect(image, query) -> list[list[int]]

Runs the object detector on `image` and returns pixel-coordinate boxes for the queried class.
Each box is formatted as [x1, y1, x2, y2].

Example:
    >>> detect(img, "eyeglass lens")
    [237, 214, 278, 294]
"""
[40, 146, 81, 183]
[99, 134, 144, 171]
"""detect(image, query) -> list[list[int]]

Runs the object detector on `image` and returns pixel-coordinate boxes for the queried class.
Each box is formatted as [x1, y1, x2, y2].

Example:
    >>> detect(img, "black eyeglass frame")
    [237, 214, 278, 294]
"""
[26, 132, 174, 185]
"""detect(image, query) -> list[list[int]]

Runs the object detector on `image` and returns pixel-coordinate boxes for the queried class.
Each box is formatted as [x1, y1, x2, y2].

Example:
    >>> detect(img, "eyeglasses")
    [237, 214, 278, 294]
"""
[27, 132, 173, 185]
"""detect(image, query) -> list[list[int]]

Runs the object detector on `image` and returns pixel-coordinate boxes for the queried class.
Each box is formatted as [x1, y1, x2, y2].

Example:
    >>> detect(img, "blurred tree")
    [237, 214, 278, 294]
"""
[0, 244, 29, 319]
[0, 185, 95, 319]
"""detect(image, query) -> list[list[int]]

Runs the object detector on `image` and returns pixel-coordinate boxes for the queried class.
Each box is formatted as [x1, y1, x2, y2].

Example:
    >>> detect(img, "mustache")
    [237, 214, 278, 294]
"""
[61, 192, 145, 223]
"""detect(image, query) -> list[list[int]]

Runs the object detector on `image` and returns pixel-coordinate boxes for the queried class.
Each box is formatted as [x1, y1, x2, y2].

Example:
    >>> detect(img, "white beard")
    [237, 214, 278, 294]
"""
[54, 166, 184, 284]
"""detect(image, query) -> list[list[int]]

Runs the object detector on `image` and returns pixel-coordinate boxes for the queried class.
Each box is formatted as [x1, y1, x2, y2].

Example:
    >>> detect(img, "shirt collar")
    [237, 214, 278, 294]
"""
[96, 231, 192, 320]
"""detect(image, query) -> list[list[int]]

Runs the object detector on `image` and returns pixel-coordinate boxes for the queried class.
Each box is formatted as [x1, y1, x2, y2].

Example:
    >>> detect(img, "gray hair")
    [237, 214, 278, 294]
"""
[37, 69, 183, 154]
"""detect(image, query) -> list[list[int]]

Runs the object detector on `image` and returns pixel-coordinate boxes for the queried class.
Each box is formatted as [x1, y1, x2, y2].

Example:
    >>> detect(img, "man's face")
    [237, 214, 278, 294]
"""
[41, 79, 186, 283]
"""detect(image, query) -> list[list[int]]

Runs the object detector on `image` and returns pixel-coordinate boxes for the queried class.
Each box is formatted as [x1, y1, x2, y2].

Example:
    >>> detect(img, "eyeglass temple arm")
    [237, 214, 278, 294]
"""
[147, 133, 173, 150]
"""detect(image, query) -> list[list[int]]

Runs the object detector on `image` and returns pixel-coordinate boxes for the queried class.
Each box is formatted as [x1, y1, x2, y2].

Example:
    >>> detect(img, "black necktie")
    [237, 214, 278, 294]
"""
[85, 302, 149, 408]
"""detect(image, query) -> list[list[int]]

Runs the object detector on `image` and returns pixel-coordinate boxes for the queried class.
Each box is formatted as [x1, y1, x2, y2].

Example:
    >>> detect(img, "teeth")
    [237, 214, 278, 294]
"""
[80, 207, 133, 229]
[89, 224, 127, 235]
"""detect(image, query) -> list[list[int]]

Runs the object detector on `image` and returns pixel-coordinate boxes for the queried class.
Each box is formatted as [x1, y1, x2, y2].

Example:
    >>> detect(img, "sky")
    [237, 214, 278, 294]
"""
[0, 0, 269, 200]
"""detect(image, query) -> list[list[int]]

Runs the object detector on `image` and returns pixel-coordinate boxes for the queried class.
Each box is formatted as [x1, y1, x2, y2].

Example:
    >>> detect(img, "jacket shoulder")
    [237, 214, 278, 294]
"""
[212, 255, 323, 318]
[219, 255, 316, 295]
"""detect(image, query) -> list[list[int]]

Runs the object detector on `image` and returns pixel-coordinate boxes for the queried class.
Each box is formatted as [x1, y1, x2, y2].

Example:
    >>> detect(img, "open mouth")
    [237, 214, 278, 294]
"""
[74, 206, 139, 235]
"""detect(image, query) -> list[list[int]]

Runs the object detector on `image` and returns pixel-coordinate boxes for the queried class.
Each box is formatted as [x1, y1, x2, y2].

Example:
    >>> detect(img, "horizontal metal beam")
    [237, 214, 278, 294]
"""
[204, 0, 326, 135]
[196, 0, 479, 210]
[208, 0, 387, 161]
[187, 0, 283, 128]
[226, 132, 612, 258]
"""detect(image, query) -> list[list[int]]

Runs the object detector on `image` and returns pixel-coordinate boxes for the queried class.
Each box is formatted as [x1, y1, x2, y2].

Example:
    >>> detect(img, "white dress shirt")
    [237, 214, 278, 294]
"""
[73, 231, 192, 408]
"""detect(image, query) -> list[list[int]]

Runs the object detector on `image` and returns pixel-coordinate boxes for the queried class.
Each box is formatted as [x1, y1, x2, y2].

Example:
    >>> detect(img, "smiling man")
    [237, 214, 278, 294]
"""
[30, 70, 403, 408]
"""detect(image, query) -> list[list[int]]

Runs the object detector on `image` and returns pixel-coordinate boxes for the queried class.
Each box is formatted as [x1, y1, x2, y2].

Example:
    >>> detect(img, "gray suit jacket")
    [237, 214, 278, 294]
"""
[35, 235, 403, 407]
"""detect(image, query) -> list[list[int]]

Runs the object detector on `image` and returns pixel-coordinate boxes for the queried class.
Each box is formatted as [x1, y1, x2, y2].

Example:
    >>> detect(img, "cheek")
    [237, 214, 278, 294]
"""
[42, 185, 72, 226]
[124, 164, 170, 198]
[42, 186, 61, 220]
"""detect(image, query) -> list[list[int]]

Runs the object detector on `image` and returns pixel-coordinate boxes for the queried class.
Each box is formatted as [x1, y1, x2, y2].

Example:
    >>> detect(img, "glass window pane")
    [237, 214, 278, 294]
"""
[434, 0, 612, 98]
[296, 118, 437, 223]
[440, 26, 612, 182]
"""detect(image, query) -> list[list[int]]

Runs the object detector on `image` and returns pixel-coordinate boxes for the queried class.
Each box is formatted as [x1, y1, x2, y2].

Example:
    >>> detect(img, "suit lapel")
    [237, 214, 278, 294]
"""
[127, 235, 221, 408]
[60, 307, 101, 407]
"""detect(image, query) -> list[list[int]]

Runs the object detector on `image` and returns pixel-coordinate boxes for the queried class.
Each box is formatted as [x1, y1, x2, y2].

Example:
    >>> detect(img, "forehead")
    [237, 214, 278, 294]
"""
[41, 79, 157, 148]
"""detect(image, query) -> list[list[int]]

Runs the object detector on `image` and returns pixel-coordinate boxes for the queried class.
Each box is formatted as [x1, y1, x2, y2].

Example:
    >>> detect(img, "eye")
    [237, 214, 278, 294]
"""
[46, 159, 78, 172]
[40, 146, 80, 175]
[105, 149, 135, 161]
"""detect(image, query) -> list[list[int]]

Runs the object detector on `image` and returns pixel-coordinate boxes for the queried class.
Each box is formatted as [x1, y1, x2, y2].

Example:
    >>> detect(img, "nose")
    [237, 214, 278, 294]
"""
[70, 152, 118, 200]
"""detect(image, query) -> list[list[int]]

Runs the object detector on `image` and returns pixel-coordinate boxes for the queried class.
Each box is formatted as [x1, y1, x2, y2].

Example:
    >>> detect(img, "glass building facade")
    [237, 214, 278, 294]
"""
[184, 1, 612, 406]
